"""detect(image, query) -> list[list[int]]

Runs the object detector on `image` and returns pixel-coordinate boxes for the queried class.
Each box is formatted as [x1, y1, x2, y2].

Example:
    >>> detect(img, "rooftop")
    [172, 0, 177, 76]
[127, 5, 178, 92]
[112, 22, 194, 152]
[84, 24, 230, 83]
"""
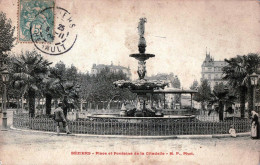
[92, 63, 130, 70]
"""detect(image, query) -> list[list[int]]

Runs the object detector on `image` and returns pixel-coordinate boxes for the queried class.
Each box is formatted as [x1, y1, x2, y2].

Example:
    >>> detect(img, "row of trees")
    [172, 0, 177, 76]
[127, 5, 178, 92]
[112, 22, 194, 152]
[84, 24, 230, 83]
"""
[4, 51, 184, 116]
[78, 67, 136, 106]
[147, 73, 181, 89]
[191, 80, 236, 121]
[1, 11, 259, 120]
[6, 51, 81, 117]
[190, 53, 260, 120]
[4, 50, 139, 116]
[223, 53, 260, 118]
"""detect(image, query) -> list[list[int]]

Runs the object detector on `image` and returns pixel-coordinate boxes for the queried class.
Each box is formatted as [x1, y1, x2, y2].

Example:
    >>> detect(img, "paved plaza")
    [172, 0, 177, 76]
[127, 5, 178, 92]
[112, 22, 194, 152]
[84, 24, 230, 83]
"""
[0, 110, 259, 165]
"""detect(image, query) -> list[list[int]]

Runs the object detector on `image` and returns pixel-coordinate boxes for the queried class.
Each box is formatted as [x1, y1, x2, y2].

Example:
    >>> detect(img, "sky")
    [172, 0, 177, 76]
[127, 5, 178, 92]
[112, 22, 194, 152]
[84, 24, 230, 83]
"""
[1, 0, 260, 88]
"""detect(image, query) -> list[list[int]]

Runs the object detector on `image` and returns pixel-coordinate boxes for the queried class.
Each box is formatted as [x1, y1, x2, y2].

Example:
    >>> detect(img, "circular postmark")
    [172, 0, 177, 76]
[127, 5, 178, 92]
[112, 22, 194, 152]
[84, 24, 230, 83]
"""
[30, 7, 77, 55]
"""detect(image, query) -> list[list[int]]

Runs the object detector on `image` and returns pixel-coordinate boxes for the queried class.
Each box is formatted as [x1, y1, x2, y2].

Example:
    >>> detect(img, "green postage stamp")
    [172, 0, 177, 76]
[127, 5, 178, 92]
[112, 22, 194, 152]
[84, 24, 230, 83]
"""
[18, 0, 55, 42]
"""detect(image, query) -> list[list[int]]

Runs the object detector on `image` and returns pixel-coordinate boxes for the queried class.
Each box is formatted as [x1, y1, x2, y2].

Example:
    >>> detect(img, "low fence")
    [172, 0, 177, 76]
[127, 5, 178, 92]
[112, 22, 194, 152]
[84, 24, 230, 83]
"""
[13, 113, 251, 136]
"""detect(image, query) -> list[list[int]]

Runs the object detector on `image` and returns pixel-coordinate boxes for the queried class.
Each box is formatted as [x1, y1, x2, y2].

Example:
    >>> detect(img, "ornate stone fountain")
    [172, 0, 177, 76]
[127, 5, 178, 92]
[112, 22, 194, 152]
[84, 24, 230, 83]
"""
[114, 18, 168, 117]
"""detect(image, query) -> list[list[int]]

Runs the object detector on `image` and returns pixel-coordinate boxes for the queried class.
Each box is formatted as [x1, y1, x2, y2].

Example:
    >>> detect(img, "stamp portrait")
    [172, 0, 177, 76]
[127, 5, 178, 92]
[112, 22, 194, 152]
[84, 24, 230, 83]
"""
[18, 0, 55, 42]
[18, 0, 77, 55]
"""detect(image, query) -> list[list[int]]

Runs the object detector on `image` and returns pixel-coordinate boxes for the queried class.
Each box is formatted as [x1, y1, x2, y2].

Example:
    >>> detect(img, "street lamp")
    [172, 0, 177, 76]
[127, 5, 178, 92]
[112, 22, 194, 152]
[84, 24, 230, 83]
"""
[223, 86, 229, 119]
[249, 72, 258, 113]
[1, 69, 9, 131]
[250, 72, 258, 86]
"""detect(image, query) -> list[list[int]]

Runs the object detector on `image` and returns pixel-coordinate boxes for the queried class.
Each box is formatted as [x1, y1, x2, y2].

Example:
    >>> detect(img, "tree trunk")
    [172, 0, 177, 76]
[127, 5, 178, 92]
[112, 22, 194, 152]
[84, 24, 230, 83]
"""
[1, 94, 3, 113]
[80, 99, 83, 112]
[53, 99, 58, 111]
[16, 97, 19, 114]
[63, 97, 69, 118]
[240, 86, 246, 118]
[45, 93, 52, 115]
[21, 95, 24, 112]
[248, 84, 254, 116]
[107, 102, 111, 110]
[28, 88, 35, 117]
[36, 98, 40, 115]
[219, 101, 224, 121]
[201, 102, 205, 114]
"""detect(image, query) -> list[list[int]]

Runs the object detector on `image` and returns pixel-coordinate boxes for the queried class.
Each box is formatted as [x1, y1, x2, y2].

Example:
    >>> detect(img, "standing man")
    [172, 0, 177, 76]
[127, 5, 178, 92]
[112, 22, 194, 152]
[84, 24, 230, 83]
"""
[53, 103, 71, 134]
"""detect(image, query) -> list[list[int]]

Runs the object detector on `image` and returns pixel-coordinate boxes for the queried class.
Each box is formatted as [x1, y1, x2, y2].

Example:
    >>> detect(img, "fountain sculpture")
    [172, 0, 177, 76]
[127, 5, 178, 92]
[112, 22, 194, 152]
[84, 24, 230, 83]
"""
[114, 18, 168, 117]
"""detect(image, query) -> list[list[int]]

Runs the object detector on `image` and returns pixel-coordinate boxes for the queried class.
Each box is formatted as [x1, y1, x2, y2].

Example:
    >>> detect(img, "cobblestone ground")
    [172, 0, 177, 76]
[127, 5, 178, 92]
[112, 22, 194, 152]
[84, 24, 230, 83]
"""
[0, 110, 259, 165]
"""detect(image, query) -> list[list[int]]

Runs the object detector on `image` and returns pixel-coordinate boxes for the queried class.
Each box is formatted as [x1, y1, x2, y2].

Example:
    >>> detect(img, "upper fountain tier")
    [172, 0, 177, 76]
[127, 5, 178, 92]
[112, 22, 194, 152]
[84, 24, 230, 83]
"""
[129, 53, 155, 61]
[128, 18, 157, 80]
[114, 18, 168, 91]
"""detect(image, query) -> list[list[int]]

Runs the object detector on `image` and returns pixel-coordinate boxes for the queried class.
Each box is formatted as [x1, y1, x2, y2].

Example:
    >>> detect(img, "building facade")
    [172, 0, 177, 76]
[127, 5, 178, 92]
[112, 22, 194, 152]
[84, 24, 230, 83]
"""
[91, 62, 132, 79]
[201, 52, 227, 89]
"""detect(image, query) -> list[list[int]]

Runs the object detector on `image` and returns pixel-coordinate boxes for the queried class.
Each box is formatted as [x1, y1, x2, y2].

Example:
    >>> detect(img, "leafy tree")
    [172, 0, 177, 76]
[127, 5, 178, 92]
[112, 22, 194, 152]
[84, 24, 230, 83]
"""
[223, 53, 260, 118]
[171, 76, 181, 89]
[79, 67, 136, 106]
[0, 12, 16, 111]
[0, 55, 18, 109]
[11, 50, 52, 117]
[66, 64, 77, 82]
[78, 73, 92, 101]
[147, 73, 181, 88]
[0, 12, 16, 57]
[193, 79, 211, 110]
[190, 80, 199, 90]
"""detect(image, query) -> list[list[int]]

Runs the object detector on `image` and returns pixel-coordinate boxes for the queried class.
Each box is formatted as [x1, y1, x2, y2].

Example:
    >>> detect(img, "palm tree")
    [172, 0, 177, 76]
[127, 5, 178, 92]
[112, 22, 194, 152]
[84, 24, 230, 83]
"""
[12, 50, 52, 117]
[43, 64, 80, 116]
[51, 81, 80, 117]
[42, 75, 61, 115]
[210, 83, 236, 121]
[223, 53, 260, 118]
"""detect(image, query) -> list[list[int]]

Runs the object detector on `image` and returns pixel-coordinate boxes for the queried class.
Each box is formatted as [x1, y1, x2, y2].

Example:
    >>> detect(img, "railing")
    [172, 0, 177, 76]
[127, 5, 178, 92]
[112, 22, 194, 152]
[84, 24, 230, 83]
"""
[13, 113, 251, 136]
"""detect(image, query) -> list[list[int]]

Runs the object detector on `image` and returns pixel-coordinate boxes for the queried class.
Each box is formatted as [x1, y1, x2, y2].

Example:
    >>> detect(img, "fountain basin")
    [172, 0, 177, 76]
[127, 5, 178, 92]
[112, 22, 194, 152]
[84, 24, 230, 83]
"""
[87, 114, 196, 123]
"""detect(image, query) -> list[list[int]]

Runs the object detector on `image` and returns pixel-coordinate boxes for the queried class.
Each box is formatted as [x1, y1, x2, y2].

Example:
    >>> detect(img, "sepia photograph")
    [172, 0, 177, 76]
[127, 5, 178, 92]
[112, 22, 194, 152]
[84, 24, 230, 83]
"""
[0, 0, 259, 164]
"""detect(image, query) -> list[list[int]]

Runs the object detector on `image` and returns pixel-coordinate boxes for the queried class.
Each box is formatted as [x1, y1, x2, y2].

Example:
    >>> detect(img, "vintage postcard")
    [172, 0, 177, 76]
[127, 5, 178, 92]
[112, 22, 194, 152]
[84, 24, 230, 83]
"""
[0, 0, 260, 165]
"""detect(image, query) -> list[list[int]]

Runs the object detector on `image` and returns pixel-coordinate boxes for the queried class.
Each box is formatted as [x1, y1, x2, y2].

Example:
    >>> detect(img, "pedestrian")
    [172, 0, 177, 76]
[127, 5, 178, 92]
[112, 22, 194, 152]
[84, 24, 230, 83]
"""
[53, 103, 71, 134]
[251, 110, 259, 139]
[229, 125, 236, 138]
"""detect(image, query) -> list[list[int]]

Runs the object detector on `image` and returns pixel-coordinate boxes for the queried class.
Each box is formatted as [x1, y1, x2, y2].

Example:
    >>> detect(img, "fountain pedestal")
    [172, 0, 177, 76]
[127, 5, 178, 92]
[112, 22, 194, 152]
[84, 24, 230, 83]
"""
[113, 18, 168, 117]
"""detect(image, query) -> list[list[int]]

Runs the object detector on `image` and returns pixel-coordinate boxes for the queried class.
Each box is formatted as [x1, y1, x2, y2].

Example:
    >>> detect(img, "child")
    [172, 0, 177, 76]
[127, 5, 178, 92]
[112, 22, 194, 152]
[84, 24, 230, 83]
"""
[229, 125, 236, 138]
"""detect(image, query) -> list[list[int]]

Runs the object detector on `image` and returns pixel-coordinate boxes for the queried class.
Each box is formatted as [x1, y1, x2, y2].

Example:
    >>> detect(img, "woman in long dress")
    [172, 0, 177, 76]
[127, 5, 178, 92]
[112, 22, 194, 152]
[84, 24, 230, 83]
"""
[251, 111, 260, 139]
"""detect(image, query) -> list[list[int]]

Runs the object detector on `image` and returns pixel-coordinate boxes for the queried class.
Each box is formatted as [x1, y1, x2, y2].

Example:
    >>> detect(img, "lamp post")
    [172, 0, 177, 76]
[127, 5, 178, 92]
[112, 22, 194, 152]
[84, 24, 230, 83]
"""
[223, 86, 229, 120]
[1, 69, 9, 131]
[249, 72, 258, 113]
